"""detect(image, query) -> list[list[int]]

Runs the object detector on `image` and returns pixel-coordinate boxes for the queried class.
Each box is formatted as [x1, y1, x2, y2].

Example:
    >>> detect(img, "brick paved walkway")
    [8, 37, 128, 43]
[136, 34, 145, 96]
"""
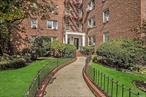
[44, 57, 95, 97]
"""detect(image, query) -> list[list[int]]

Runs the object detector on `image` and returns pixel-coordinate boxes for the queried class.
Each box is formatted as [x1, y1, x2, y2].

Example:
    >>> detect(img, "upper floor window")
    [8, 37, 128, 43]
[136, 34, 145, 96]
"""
[88, 17, 96, 28]
[47, 20, 58, 30]
[103, 32, 109, 42]
[31, 19, 38, 29]
[103, 9, 109, 23]
[87, 0, 95, 11]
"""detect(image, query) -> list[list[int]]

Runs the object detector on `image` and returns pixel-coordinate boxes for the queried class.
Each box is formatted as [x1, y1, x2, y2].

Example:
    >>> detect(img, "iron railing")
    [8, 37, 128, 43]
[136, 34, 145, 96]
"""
[85, 56, 146, 97]
[24, 56, 75, 97]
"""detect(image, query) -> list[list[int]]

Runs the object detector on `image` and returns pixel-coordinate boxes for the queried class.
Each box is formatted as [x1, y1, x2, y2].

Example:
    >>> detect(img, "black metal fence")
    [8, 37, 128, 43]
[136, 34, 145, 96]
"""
[85, 56, 146, 97]
[24, 57, 75, 97]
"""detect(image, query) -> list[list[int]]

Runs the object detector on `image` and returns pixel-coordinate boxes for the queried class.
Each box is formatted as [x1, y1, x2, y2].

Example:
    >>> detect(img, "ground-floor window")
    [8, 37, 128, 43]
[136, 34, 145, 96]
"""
[88, 36, 96, 45]
[103, 32, 109, 42]
[47, 20, 58, 30]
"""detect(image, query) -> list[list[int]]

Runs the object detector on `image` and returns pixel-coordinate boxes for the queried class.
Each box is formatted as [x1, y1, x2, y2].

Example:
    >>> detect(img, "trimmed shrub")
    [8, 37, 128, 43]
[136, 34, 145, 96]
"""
[92, 56, 103, 63]
[96, 40, 146, 70]
[51, 40, 64, 57]
[63, 44, 76, 57]
[0, 58, 26, 70]
[81, 45, 95, 55]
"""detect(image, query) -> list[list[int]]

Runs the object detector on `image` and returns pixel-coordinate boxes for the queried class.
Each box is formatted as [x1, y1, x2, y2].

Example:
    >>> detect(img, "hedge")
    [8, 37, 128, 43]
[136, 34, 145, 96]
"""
[96, 39, 146, 70]
[0, 58, 26, 70]
[80, 45, 95, 55]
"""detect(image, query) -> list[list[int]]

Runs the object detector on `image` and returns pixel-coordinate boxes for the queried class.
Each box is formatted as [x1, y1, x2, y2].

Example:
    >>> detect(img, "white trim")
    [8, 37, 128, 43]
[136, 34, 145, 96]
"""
[47, 20, 58, 30]
[65, 32, 86, 36]
[64, 32, 86, 47]
[31, 19, 38, 29]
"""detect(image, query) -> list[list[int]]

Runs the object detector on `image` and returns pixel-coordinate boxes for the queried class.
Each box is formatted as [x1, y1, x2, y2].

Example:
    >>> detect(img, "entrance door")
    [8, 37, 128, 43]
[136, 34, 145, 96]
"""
[74, 38, 79, 49]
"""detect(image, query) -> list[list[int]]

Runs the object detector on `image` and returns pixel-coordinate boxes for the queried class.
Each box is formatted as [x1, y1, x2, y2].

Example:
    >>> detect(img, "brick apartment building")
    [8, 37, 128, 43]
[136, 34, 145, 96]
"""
[20, 0, 65, 48]
[21, 0, 146, 49]
[83, 0, 146, 48]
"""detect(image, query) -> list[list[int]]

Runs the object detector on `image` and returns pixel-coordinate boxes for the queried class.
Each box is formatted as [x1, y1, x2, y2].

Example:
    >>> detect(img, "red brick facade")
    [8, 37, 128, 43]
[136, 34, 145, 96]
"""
[19, 0, 146, 49]
[19, 0, 65, 48]
[82, 0, 146, 48]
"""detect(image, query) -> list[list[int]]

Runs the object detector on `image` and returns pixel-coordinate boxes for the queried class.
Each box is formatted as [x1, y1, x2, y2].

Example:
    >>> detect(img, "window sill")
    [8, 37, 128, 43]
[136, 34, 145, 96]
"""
[87, 26, 96, 29]
[103, 21, 109, 24]
[47, 28, 58, 31]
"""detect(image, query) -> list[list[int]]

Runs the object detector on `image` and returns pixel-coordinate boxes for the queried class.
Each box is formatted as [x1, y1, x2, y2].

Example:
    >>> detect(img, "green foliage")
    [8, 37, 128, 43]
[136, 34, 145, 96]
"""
[0, 58, 26, 70]
[97, 39, 146, 70]
[81, 45, 95, 55]
[0, 57, 71, 97]
[28, 36, 51, 60]
[63, 44, 76, 57]
[50, 40, 76, 57]
[51, 40, 64, 57]
[51, 40, 64, 51]
[0, 0, 55, 55]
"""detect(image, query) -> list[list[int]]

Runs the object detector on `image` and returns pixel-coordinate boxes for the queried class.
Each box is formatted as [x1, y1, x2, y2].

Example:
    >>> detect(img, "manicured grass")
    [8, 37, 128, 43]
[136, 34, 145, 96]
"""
[0, 57, 72, 97]
[87, 63, 146, 97]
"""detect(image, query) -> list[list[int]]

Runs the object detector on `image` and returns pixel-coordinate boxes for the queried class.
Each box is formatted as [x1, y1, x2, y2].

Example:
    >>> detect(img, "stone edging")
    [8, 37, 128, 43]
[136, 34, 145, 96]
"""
[82, 65, 107, 97]
[36, 58, 77, 97]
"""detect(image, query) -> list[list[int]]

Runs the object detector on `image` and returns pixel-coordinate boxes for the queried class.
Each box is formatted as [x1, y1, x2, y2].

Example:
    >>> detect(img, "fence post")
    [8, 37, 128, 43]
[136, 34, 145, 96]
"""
[38, 73, 40, 89]
[57, 58, 59, 66]
[107, 76, 109, 95]
[101, 72, 103, 89]
[111, 78, 113, 97]
[122, 84, 124, 97]
[104, 74, 106, 90]
[98, 70, 100, 85]
[129, 88, 131, 97]
[93, 68, 95, 82]
[137, 92, 139, 97]
[116, 81, 119, 97]
[95, 69, 97, 83]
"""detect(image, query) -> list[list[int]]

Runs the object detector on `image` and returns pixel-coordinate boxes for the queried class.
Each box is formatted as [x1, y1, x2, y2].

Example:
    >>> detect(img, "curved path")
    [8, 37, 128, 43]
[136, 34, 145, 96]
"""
[44, 57, 95, 97]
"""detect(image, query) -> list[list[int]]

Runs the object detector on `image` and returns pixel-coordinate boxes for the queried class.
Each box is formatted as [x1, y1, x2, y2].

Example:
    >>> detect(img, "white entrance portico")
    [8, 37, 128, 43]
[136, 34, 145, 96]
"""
[64, 32, 86, 49]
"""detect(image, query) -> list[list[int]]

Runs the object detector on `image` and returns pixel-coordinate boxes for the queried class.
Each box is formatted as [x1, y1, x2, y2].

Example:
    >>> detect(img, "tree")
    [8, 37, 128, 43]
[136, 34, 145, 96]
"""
[0, 0, 58, 55]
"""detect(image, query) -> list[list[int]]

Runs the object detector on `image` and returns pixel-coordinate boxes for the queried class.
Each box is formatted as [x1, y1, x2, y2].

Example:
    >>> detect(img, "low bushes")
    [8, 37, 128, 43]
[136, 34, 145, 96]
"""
[96, 39, 146, 70]
[51, 40, 76, 57]
[63, 44, 76, 57]
[80, 45, 95, 55]
[0, 58, 26, 70]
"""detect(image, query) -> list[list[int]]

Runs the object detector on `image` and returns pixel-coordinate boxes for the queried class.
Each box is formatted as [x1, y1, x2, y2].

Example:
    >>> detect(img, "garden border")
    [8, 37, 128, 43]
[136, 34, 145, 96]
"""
[36, 58, 77, 97]
[82, 56, 107, 97]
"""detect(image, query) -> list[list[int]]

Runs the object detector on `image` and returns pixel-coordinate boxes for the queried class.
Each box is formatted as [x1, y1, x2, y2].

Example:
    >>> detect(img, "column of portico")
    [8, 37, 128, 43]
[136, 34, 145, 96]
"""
[65, 34, 68, 44]
[82, 34, 85, 46]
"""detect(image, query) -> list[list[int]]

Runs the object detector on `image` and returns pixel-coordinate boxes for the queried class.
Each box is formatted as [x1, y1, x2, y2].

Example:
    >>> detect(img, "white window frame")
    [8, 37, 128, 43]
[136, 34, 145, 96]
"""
[31, 19, 38, 29]
[87, 0, 95, 11]
[103, 32, 109, 42]
[47, 20, 58, 30]
[103, 9, 109, 23]
[88, 36, 96, 45]
[88, 17, 96, 28]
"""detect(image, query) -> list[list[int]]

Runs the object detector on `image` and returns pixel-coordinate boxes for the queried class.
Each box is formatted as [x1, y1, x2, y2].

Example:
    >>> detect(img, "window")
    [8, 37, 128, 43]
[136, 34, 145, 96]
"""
[103, 32, 109, 42]
[88, 17, 96, 28]
[31, 19, 38, 29]
[47, 20, 58, 30]
[88, 36, 96, 45]
[87, 0, 95, 11]
[103, 9, 109, 23]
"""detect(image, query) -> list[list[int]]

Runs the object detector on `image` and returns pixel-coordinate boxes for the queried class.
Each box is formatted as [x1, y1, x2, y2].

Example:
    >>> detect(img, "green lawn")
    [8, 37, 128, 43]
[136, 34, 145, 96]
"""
[0, 57, 72, 97]
[87, 63, 146, 97]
